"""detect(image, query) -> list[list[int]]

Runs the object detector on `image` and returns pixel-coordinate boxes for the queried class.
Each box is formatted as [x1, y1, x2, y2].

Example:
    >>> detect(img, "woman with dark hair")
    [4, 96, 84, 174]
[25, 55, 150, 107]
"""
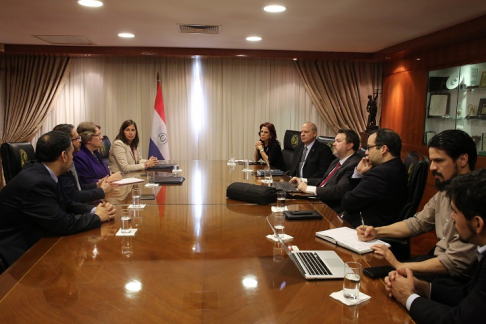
[254, 122, 286, 170]
[109, 120, 158, 173]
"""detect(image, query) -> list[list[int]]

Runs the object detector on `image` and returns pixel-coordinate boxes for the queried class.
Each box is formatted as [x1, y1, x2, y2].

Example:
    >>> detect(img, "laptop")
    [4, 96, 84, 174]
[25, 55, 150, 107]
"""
[273, 181, 300, 193]
[148, 163, 175, 170]
[266, 217, 345, 280]
[153, 173, 185, 184]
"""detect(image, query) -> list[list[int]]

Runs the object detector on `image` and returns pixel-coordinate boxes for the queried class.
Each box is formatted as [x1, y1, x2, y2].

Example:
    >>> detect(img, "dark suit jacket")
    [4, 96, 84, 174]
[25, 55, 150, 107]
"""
[58, 170, 105, 204]
[341, 157, 408, 228]
[256, 140, 286, 171]
[0, 162, 101, 268]
[289, 140, 335, 178]
[307, 153, 361, 213]
[410, 251, 486, 324]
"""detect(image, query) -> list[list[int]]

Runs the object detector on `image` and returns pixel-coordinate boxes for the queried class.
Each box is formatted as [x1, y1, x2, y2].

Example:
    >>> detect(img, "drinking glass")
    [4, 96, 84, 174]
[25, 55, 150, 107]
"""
[132, 187, 141, 207]
[274, 213, 285, 237]
[172, 164, 180, 174]
[229, 153, 236, 165]
[147, 171, 155, 185]
[277, 190, 286, 209]
[343, 262, 362, 299]
[120, 209, 132, 233]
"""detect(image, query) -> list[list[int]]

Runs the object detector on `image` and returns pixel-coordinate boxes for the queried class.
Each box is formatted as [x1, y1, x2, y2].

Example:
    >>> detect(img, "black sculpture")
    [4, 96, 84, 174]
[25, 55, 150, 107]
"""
[366, 90, 379, 133]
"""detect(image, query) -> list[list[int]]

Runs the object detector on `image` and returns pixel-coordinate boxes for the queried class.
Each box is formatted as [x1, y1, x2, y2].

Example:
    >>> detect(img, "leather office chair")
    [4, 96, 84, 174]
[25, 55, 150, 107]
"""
[383, 151, 430, 261]
[100, 135, 111, 166]
[317, 135, 335, 151]
[281, 130, 302, 171]
[357, 147, 367, 158]
[1, 142, 36, 183]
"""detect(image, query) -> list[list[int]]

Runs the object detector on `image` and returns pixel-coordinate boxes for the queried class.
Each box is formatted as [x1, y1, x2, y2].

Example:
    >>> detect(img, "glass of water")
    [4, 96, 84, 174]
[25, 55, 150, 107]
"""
[229, 153, 235, 165]
[132, 187, 141, 207]
[343, 261, 362, 299]
[120, 209, 132, 233]
[274, 213, 285, 238]
[277, 190, 286, 209]
[147, 171, 155, 185]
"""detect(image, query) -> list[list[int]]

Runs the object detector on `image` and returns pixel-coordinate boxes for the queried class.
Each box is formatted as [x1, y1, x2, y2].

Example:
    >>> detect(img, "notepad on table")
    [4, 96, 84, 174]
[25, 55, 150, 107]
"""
[315, 227, 390, 254]
[112, 177, 145, 185]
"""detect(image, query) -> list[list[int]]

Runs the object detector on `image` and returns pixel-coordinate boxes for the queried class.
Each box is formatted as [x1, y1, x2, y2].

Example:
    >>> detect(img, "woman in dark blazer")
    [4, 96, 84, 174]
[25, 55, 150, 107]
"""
[254, 122, 286, 171]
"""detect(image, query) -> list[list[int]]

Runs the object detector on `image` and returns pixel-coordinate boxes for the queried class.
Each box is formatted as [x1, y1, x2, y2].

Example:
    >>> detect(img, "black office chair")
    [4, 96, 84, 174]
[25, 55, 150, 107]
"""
[100, 135, 111, 166]
[383, 151, 430, 261]
[1, 142, 36, 183]
[281, 130, 302, 171]
[317, 135, 335, 151]
[357, 147, 367, 158]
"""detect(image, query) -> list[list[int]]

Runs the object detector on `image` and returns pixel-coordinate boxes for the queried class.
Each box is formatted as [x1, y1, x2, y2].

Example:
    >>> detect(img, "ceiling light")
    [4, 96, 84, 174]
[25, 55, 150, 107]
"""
[246, 36, 262, 42]
[118, 33, 135, 38]
[264, 5, 286, 13]
[78, 0, 103, 7]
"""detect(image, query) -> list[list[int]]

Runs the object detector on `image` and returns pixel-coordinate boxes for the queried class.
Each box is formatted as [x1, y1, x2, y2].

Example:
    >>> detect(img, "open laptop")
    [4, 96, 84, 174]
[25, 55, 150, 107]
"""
[266, 217, 345, 280]
[273, 181, 300, 193]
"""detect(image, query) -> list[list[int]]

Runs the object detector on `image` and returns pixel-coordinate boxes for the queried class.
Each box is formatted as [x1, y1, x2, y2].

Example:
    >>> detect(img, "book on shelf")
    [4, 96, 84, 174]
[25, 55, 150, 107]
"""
[315, 227, 390, 255]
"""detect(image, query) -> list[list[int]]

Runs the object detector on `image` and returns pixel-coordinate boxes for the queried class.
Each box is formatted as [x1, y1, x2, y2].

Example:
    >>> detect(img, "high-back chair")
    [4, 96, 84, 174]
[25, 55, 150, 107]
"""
[281, 130, 302, 172]
[100, 135, 111, 166]
[317, 135, 335, 151]
[383, 151, 430, 261]
[1, 142, 36, 183]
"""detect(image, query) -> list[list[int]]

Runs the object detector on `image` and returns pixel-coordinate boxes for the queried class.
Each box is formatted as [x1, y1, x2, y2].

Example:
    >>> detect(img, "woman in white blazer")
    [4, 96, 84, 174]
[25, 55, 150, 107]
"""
[109, 120, 158, 173]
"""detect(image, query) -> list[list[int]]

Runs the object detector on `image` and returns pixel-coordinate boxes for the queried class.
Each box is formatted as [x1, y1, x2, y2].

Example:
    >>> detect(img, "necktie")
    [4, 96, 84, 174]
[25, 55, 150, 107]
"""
[70, 164, 82, 191]
[299, 146, 308, 177]
[319, 162, 341, 187]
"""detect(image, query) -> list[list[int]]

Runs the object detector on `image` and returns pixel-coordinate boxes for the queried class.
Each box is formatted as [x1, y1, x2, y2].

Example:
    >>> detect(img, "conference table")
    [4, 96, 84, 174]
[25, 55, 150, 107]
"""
[0, 161, 413, 324]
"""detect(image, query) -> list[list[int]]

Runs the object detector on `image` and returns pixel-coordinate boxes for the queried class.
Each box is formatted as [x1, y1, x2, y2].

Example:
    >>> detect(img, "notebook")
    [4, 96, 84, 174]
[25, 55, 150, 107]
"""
[148, 163, 175, 170]
[315, 227, 391, 254]
[153, 174, 185, 184]
[266, 217, 345, 280]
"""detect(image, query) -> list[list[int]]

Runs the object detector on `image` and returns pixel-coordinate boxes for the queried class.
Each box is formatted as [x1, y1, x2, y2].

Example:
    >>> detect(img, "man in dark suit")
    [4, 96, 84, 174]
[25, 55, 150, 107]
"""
[385, 169, 486, 324]
[0, 131, 116, 269]
[288, 122, 335, 178]
[341, 128, 408, 228]
[290, 129, 361, 212]
[53, 124, 113, 204]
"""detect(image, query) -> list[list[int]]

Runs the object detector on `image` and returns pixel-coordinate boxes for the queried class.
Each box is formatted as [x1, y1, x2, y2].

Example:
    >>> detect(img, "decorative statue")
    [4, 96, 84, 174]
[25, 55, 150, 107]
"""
[366, 90, 379, 133]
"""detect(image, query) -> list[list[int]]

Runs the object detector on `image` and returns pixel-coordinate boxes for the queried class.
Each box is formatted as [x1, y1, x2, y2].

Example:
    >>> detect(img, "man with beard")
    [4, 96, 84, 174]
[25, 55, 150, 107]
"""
[357, 130, 478, 280]
[384, 169, 486, 324]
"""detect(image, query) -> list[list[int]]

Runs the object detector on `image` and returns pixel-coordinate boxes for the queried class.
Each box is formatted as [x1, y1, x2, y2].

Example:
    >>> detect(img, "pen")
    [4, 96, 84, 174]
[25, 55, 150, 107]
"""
[360, 212, 366, 231]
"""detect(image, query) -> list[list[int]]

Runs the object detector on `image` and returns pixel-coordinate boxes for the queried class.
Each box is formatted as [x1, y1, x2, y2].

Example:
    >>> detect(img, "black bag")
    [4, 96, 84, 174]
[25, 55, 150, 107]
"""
[226, 182, 277, 205]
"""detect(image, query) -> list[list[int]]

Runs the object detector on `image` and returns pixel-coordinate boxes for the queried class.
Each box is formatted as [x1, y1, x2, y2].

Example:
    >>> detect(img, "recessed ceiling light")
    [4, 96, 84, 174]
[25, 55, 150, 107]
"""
[246, 36, 262, 42]
[118, 33, 135, 38]
[264, 5, 286, 13]
[78, 0, 103, 7]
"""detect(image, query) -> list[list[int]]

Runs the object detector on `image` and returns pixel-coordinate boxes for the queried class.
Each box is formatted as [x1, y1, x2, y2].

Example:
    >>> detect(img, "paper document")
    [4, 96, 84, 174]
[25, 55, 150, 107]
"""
[316, 227, 390, 254]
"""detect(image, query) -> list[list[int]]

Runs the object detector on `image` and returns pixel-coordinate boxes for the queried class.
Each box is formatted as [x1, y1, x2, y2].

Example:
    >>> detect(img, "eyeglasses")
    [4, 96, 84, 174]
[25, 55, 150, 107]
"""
[71, 136, 81, 141]
[365, 144, 381, 151]
[93, 133, 103, 138]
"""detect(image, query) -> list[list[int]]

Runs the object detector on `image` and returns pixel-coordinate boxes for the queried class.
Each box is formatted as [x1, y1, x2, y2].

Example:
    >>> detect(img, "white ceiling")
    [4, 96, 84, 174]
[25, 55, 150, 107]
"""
[1, 0, 486, 53]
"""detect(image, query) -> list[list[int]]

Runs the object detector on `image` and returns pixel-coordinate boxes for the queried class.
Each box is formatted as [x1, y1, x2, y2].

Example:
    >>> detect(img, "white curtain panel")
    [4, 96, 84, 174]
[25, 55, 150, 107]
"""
[35, 56, 330, 161]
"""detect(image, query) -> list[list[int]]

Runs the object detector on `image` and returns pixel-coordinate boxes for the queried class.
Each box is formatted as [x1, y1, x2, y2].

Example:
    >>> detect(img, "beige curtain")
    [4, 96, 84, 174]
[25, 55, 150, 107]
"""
[295, 60, 382, 134]
[0, 55, 71, 187]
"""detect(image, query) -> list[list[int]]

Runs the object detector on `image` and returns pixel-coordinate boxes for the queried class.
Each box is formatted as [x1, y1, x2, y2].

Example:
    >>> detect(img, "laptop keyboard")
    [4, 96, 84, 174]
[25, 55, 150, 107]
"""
[274, 182, 299, 192]
[298, 252, 333, 276]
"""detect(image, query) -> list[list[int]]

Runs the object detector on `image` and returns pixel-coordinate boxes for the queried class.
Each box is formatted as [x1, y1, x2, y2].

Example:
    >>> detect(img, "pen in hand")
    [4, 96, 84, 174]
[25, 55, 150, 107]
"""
[360, 212, 366, 233]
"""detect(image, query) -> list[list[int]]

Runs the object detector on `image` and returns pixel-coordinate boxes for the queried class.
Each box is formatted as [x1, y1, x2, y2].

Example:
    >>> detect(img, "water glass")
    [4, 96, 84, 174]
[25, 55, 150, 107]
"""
[229, 153, 236, 165]
[147, 171, 155, 185]
[277, 190, 286, 208]
[120, 209, 132, 233]
[343, 262, 362, 299]
[172, 163, 180, 174]
[244, 159, 249, 170]
[274, 213, 285, 237]
[132, 187, 141, 207]
[264, 169, 273, 184]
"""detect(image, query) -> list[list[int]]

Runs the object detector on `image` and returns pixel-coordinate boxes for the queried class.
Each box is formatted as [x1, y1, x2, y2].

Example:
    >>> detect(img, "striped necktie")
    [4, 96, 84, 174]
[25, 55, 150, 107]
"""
[319, 162, 341, 187]
[299, 146, 308, 177]
[70, 164, 82, 191]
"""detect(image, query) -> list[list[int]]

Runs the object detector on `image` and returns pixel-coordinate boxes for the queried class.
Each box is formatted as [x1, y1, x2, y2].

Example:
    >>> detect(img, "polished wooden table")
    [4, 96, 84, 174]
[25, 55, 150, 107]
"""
[0, 161, 413, 324]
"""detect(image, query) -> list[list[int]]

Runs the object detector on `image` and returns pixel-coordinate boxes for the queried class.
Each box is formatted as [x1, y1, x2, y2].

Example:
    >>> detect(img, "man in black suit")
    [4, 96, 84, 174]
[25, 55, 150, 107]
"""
[288, 122, 335, 178]
[385, 169, 486, 324]
[53, 124, 113, 203]
[290, 129, 362, 212]
[0, 131, 116, 269]
[341, 128, 408, 228]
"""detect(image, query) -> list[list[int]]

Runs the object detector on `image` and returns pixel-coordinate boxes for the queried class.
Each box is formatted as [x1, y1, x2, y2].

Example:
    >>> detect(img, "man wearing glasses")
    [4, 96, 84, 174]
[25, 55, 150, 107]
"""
[341, 128, 408, 228]
[53, 124, 113, 204]
[358, 130, 477, 281]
